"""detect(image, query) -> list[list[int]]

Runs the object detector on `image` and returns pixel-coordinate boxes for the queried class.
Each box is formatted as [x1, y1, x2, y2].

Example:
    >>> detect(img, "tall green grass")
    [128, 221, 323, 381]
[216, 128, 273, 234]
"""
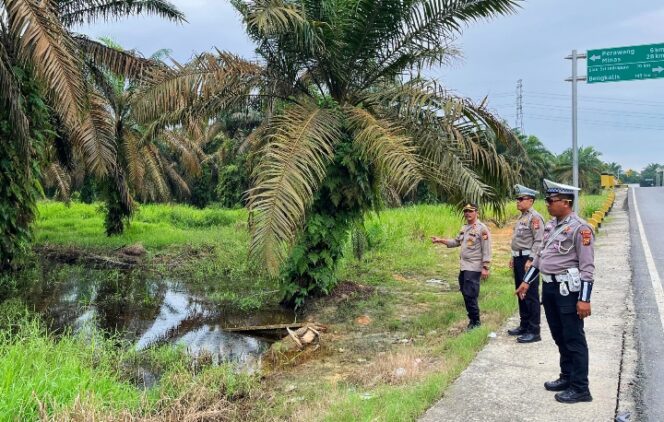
[0, 300, 257, 420]
[35, 201, 247, 250]
[0, 303, 142, 420]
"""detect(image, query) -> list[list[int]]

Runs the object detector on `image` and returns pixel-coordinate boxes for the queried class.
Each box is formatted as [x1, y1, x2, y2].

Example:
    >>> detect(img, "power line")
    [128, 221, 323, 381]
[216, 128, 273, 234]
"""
[524, 113, 664, 131]
[523, 102, 664, 119]
[525, 90, 664, 107]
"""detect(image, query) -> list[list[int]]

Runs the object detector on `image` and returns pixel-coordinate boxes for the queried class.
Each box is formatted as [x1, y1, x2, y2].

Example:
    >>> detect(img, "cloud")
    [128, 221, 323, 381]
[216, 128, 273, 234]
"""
[620, 7, 664, 38]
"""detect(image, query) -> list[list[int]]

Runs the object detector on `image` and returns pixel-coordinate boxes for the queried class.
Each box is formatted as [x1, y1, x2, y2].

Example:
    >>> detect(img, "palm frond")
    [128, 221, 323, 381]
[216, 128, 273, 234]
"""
[345, 105, 421, 195]
[122, 130, 146, 191]
[133, 51, 261, 127]
[164, 162, 191, 198]
[7, 0, 86, 128]
[43, 162, 72, 201]
[364, 79, 519, 209]
[142, 143, 170, 201]
[58, 0, 186, 27]
[232, 0, 321, 53]
[75, 35, 156, 78]
[247, 101, 342, 274]
[69, 92, 117, 176]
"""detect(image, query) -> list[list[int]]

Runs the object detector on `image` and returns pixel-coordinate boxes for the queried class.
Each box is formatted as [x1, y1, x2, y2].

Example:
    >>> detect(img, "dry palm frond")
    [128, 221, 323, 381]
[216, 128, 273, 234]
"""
[133, 51, 261, 127]
[142, 143, 170, 201]
[345, 106, 421, 195]
[43, 162, 72, 201]
[247, 101, 342, 273]
[160, 130, 204, 176]
[69, 92, 117, 176]
[58, 0, 186, 28]
[122, 131, 146, 191]
[164, 162, 191, 198]
[6, 0, 86, 129]
[74, 35, 156, 78]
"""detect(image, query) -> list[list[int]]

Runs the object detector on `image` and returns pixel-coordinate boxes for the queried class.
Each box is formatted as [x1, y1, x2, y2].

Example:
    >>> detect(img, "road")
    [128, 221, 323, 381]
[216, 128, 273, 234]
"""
[630, 186, 664, 421]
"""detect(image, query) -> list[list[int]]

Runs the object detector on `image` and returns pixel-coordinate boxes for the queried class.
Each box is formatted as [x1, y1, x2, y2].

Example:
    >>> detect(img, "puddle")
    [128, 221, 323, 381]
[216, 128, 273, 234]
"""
[20, 265, 294, 376]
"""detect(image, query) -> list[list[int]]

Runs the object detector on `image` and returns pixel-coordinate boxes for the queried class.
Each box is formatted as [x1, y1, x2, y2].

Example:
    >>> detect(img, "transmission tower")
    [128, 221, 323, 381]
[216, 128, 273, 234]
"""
[516, 79, 524, 133]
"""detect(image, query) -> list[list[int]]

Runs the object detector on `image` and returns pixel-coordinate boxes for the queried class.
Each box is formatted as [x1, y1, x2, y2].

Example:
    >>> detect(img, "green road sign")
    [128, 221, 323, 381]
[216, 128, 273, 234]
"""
[587, 43, 664, 84]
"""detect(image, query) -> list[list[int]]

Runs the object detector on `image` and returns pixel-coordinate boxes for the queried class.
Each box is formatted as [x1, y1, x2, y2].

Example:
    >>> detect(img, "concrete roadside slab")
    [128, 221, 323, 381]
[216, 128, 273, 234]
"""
[420, 189, 633, 422]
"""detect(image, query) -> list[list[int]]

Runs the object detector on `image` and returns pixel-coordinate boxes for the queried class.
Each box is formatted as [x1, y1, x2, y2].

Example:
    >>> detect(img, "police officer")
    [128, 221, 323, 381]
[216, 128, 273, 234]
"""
[432, 203, 491, 330]
[508, 184, 545, 343]
[516, 179, 594, 404]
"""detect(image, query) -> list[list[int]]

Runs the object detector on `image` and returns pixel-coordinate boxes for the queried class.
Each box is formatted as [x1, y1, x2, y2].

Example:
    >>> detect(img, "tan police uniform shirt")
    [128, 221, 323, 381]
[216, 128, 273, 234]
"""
[532, 213, 595, 282]
[447, 220, 492, 272]
[511, 208, 545, 257]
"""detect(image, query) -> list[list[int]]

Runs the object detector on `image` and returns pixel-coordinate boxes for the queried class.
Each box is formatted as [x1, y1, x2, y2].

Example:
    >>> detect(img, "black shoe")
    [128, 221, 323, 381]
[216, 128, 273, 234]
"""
[554, 388, 593, 404]
[465, 321, 481, 331]
[517, 333, 541, 343]
[544, 377, 570, 392]
[507, 326, 526, 336]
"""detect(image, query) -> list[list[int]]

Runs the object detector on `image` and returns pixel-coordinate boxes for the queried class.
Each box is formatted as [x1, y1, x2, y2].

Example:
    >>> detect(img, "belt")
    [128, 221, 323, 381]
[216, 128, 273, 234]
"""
[541, 273, 571, 283]
[511, 249, 532, 257]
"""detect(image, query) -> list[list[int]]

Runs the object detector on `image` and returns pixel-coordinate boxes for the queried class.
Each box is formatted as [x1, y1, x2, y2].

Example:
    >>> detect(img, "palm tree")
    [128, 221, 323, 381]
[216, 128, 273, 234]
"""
[133, 0, 523, 306]
[603, 162, 622, 178]
[640, 162, 663, 187]
[0, 0, 184, 266]
[519, 134, 554, 188]
[552, 146, 605, 193]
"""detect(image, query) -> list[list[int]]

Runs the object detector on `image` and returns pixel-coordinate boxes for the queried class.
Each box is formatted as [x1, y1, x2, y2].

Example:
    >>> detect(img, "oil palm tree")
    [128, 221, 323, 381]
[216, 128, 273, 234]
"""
[0, 0, 184, 266]
[133, 0, 524, 305]
[552, 146, 605, 193]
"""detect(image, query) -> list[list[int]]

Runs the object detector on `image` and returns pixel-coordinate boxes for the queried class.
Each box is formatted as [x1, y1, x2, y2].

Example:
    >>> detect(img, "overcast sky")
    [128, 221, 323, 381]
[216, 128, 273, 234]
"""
[78, 0, 664, 172]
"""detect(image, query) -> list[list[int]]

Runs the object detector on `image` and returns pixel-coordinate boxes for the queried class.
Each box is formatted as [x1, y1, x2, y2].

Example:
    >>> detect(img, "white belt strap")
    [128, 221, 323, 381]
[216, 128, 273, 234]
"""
[542, 273, 571, 283]
[511, 249, 532, 257]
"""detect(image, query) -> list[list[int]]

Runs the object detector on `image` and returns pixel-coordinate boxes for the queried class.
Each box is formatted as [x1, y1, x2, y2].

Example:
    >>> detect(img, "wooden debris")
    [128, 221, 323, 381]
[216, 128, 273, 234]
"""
[224, 323, 305, 332]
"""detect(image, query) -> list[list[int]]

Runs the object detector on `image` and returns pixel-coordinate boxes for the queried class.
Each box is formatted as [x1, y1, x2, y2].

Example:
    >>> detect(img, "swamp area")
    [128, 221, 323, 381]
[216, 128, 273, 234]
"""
[0, 196, 607, 421]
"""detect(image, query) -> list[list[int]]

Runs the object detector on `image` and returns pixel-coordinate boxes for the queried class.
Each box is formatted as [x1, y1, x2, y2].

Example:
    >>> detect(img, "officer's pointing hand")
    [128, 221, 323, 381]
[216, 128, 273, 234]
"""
[515, 282, 529, 300]
[577, 301, 591, 319]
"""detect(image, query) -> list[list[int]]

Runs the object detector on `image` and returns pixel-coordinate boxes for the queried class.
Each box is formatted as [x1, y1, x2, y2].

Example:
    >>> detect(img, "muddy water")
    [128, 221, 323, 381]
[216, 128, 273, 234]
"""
[23, 265, 294, 374]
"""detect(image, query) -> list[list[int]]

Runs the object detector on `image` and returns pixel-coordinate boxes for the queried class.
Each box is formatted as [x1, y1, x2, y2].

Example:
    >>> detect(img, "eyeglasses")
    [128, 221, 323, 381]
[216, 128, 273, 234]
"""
[516, 197, 530, 202]
[544, 197, 562, 205]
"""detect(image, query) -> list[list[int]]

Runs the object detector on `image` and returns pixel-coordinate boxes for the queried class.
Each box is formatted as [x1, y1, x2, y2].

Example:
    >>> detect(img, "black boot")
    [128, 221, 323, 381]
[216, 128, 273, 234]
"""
[507, 326, 526, 336]
[465, 320, 481, 331]
[516, 333, 541, 343]
[554, 388, 593, 403]
[544, 376, 570, 391]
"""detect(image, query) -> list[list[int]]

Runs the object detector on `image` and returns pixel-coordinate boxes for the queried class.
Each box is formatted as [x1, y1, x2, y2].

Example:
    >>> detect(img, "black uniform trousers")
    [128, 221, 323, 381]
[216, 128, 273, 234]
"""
[542, 281, 590, 392]
[458, 271, 481, 324]
[513, 255, 541, 334]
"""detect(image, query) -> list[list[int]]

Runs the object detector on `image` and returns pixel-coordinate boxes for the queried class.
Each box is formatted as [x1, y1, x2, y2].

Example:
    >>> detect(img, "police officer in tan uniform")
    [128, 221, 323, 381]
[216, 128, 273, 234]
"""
[516, 180, 595, 404]
[508, 184, 545, 343]
[432, 203, 491, 330]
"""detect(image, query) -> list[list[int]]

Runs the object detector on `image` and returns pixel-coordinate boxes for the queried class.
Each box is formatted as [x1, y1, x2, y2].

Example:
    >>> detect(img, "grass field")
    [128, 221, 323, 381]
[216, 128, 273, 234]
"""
[0, 193, 608, 420]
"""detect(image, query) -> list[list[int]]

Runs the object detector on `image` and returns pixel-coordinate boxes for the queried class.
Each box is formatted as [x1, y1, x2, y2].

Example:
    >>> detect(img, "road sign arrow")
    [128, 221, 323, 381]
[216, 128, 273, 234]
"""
[653, 66, 664, 73]
[589, 54, 602, 61]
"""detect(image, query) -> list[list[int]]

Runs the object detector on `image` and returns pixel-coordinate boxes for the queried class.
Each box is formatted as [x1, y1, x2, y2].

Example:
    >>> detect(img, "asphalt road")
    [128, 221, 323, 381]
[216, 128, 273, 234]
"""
[630, 186, 664, 421]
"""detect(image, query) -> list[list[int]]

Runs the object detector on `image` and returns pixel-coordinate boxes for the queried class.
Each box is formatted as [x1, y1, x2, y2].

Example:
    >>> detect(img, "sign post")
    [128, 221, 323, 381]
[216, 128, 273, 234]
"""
[587, 43, 664, 84]
[565, 50, 586, 213]
[564, 42, 664, 212]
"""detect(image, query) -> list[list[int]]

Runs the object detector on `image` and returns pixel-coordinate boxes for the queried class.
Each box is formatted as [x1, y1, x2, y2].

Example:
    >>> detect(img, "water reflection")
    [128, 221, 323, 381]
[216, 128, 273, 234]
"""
[24, 265, 293, 371]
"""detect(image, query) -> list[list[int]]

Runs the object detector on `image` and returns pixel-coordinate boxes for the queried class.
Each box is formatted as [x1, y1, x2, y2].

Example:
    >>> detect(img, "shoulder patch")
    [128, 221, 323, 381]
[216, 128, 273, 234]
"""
[531, 219, 540, 230]
[481, 230, 489, 240]
[580, 229, 592, 246]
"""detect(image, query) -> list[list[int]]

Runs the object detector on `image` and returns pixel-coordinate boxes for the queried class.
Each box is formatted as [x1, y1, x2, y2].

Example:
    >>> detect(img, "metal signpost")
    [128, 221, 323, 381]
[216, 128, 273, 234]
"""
[565, 50, 586, 213]
[565, 42, 664, 212]
[587, 43, 664, 84]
